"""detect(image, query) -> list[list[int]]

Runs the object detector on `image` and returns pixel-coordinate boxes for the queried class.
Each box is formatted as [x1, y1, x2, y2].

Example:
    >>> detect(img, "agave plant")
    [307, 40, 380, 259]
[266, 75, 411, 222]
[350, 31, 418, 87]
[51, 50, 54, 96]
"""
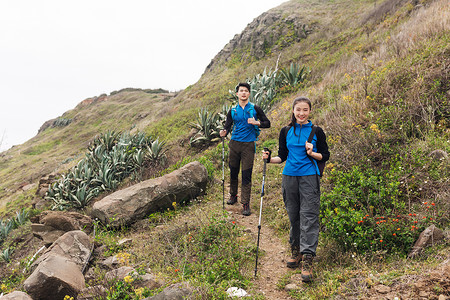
[0, 247, 12, 262]
[0, 219, 14, 241]
[69, 183, 99, 209]
[47, 130, 165, 210]
[189, 108, 223, 147]
[146, 139, 167, 164]
[13, 209, 29, 227]
[279, 62, 309, 87]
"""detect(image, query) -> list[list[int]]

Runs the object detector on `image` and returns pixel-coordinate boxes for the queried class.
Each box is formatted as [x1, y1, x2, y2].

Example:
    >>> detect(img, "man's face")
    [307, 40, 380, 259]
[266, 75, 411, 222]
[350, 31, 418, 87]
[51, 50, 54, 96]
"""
[236, 87, 250, 101]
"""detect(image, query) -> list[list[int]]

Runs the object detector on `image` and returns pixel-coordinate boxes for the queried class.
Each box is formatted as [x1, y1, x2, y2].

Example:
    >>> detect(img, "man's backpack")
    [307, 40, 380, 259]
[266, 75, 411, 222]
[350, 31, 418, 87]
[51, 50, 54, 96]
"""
[307, 125, 325, 177]
[230, 102, 261, 140]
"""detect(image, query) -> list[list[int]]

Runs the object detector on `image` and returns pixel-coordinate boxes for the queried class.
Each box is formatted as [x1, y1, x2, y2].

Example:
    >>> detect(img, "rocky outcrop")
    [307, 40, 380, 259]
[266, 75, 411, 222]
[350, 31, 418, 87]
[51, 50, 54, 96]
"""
[35, 173, 59, 198]
[91, 161, 208, 227]
[30, 211, 93, 246]
[205, 8, 315, 72]
[76, 94, 108, 108]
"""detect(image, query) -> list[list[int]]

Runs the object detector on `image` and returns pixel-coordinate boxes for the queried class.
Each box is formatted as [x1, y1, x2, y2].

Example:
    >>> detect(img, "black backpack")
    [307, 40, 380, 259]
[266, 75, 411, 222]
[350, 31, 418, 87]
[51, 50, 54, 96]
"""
[307, 125, 325, 177]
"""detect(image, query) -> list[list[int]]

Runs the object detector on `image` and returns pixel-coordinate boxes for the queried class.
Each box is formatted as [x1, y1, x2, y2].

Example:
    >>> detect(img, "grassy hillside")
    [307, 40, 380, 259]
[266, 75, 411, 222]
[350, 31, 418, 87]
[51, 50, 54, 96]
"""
[0, 0, 449, 298]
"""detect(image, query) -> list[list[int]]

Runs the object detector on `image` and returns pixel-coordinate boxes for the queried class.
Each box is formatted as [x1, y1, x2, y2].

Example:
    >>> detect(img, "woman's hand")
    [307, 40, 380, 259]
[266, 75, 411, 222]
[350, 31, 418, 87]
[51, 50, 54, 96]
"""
[305, 141, 313, 156]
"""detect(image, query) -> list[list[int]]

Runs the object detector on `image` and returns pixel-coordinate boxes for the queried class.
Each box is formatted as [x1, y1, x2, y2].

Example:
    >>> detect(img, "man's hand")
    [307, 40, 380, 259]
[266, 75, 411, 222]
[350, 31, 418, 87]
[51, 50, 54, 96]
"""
[247, 117, 260, 126]
[219, 129, 227, 137]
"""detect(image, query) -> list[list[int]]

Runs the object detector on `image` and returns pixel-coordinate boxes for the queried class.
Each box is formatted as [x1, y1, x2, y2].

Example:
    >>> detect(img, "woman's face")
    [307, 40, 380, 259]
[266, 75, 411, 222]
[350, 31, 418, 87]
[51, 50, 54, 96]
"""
[293, 101, 310, 124]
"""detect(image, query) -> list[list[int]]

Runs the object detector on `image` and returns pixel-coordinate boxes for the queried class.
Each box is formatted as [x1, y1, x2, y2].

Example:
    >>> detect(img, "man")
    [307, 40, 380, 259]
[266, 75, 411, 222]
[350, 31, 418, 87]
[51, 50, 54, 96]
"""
[219, 82, 271, 216]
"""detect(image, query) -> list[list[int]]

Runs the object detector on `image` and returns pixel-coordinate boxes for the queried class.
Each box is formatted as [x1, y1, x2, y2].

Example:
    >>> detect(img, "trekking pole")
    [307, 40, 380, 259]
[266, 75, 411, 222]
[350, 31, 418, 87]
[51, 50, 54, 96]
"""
[222, 137, 225, 210]
[254, 148, 268, 277]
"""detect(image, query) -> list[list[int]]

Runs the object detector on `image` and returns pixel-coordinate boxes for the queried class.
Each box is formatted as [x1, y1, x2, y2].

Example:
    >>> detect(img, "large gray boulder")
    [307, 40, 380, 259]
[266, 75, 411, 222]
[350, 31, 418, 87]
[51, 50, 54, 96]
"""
[23, 255, 85, 300]
[91, 161, 208, 227]
[0, 291, 33, 299]
[31, 230, 92, 271]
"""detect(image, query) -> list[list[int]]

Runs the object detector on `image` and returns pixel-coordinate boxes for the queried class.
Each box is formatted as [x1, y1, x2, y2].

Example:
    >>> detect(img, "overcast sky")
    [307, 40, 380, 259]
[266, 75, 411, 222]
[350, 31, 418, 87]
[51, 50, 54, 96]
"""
[0, 0, 286, 152]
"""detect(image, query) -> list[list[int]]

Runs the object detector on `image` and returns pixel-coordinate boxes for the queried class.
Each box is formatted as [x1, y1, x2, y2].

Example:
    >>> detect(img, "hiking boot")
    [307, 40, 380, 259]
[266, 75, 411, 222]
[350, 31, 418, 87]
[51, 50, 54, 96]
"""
[286, 246, 302, 268]
[301, 254, 314, 283]
[242, 203, 251, 216]
[227, 195, 238, 205]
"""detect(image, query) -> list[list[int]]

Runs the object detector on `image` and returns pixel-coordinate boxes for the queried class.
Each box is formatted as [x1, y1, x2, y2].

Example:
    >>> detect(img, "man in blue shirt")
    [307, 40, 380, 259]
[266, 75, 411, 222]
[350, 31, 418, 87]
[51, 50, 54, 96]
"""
[220, 83, 271, 216]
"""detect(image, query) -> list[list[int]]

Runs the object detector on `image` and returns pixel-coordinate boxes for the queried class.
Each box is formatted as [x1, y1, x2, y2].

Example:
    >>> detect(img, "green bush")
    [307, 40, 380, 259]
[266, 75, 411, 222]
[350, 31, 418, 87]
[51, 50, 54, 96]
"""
[321, 162, 420, 254]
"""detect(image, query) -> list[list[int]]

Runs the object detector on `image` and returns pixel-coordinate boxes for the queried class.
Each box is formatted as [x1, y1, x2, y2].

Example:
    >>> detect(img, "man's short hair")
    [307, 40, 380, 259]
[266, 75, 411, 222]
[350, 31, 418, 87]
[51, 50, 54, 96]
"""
[235, 82, 251, 93]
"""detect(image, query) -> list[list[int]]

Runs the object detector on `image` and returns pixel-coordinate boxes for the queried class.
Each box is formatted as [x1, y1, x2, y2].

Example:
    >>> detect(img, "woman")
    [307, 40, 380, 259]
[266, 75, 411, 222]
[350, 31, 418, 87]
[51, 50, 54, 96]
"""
[263, 96, 329, 282]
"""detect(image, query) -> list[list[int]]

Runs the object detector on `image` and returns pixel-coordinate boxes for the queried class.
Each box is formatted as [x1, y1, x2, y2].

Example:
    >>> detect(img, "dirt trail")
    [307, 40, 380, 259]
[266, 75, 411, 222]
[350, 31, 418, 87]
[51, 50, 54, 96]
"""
[226, 202, 297, 299]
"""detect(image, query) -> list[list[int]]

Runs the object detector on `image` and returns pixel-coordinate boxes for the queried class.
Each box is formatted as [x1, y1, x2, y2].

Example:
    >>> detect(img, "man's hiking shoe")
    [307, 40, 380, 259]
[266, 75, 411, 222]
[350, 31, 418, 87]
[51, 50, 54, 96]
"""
[301, 254, 314, 283]
[242, 203, 251, 216]
[287, 246, 302, 268]
[227, 195, 238, 205]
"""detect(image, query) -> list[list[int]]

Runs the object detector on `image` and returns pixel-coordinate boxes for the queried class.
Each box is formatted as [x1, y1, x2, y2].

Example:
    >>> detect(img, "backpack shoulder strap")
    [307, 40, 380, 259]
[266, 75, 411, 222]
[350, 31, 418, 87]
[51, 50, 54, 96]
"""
[248, 102, 258, 119]
[231, 104, 238, 120]
[307, 125, 317, 143]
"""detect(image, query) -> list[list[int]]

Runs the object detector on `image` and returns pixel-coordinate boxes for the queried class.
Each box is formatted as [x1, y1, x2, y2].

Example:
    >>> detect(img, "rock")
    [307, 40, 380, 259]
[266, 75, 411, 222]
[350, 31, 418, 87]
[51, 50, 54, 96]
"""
[118, 238, 133, 246]
[374, 284, 391, 294]
[438, 295, 446, 300]
[0, 291, 33, 299]
[91, 161, 208, 227]
[31, 230, 92, 272]
[35, 173, 58, 197]
[135, 273, 164, 290]
[105, 266, 137, 281]
[24, 255, 85, 300]
[419, 291, 429, 298]
[429, 149, 448, 161]
[285, 283, 299, 291]
[98, 255, 120, 269]
[31, 223, 66, 246]
[146, 282, 193, 300]
[22, 183, 37, 192]
[408, 225, 445, 258]
[31, 211, 93, 245]
[38, 210, 93, 233]
[78, 285, 108, 300]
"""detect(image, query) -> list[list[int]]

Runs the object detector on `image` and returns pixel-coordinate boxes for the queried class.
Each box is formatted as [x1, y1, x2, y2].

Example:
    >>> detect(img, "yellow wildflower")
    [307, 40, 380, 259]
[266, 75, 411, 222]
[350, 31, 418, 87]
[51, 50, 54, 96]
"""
[135, 287, 145, 298]
[124, 275, 134, 284]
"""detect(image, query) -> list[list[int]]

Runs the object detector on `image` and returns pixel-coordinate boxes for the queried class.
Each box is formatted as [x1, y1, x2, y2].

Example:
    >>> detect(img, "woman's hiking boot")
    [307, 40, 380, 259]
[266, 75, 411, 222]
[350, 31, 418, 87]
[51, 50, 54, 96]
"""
[242, 203, 251, 216]
[286, 246, 302, 268]
[301, 254, 314, 283]
[227, 195, 238, 205]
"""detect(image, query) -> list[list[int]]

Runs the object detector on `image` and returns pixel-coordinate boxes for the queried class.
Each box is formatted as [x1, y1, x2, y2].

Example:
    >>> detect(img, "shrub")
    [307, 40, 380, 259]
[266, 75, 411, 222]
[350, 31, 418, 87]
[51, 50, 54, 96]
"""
[321, 153, 445, 254]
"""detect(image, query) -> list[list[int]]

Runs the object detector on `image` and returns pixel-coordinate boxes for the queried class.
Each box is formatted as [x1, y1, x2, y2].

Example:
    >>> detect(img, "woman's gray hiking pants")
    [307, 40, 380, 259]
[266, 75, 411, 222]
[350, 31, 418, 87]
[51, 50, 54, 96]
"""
[282, 174, 320, 256]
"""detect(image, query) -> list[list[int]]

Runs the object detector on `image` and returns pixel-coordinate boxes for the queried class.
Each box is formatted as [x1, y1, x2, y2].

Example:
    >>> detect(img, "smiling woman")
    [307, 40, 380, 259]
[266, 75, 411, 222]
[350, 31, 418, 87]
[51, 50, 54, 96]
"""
[0, 0, 286, 152]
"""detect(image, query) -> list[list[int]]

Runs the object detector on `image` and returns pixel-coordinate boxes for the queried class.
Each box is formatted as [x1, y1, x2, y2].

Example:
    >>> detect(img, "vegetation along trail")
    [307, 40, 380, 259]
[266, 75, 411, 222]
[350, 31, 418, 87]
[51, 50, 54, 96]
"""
[225, 191, 294, 299]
